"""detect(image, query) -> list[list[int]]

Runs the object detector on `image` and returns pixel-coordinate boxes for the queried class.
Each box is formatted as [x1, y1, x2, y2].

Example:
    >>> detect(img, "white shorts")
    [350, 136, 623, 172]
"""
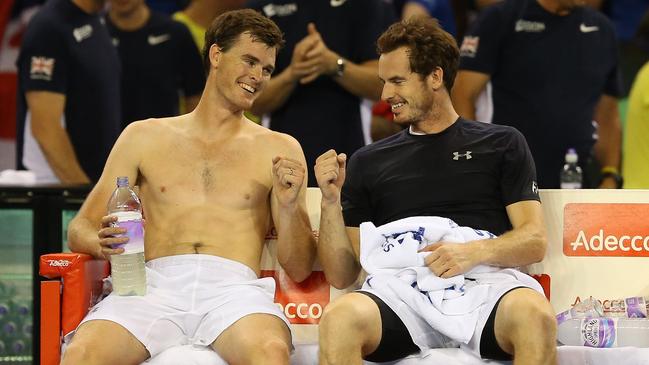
[64, 254, 290, 357]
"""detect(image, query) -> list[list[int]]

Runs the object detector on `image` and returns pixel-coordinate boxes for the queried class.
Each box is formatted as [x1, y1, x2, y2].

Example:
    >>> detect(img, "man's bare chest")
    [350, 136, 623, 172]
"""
[139, 143, 272, 208]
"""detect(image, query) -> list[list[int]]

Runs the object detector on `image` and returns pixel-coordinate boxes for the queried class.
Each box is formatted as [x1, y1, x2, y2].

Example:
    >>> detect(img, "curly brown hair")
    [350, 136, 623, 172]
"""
[377, 16, 459, 92]
[202, 9, 285, 75]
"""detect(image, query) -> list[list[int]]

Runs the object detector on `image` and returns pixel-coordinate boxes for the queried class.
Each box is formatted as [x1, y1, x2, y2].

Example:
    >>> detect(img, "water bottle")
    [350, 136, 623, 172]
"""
[556, 297, 604, 323]
[560, 148, 582, 189]
[557, 317, 649, 347]
[107, 176, 146, 296]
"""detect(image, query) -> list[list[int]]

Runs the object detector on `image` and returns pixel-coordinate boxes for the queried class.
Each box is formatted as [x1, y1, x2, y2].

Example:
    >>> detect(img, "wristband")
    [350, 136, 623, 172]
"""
[600, 166, 619, 175]
[601, 169, 624, 189]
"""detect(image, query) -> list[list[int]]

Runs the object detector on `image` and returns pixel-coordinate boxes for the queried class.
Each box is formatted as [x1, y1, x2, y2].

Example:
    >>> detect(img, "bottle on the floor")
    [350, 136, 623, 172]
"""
[557, 317, 649, 347]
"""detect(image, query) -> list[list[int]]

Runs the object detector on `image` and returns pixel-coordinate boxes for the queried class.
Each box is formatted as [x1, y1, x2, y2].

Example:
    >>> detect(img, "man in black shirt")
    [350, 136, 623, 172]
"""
[315, 17, 557, 364]
[16, 0, 121, 183]
[247, 0, 395, 186]
[452, 0, 623, 189]
[106, 0, 205, 129]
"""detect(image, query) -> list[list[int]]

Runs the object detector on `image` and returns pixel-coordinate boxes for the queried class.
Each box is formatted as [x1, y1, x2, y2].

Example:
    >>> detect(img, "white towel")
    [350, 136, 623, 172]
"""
[360, 216, 541, 346]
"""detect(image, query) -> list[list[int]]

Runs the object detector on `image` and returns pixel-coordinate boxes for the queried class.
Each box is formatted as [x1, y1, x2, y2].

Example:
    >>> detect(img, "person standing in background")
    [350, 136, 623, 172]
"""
[402, 0, 456, 36]
[16, 0, 121, 183]
[106, 0, 205, 128]
[173, 0, 245, 50]
[247, 0, 395, 186]
[623, 61, 649, 188]
[452, 0, 623, 189]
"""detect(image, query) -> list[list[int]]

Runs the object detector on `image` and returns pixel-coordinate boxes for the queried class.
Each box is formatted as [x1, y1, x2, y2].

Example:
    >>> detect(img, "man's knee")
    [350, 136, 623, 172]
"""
[258, 337, 291, 358]
[62, 341, 97, 365]
[497, 289, 557, 344]
[320, 293, 380, 334]
[62, 320, 148, 365]
[232, 332, 290, 364]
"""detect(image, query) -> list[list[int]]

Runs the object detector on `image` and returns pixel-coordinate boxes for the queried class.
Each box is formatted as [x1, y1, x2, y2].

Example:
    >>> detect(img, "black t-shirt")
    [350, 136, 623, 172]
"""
[16, 0, 121, 182]
[247, 0, 395, 185]
[342, 119, 540, 235]
[459, 0, 622, 188]
[106, 12, 205, 128]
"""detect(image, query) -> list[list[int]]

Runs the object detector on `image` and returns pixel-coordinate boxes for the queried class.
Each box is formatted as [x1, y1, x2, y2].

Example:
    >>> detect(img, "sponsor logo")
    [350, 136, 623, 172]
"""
[330, 0, 347, 7]
[73, 24, 93, 42]
[580, 23, 599, 33]
[563, 203, 649, 257]
[30, 56, 55, 80]
[452, 151, 472, 160]
[261, 270, 330, 324]
[515, 19, 545, 33]
[262, 3, 297, 17]
[459, 36, 479, 58]
[532, 181, 539, 195]
[48, 259, 71, 267]
[148, 34, 170, 46]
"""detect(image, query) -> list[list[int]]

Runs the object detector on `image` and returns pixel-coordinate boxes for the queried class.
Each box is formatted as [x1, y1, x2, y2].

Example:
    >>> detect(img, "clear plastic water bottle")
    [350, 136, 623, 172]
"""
[556, 297, 604, 323]
[557, 317, 649, 347]
[107, 176, 146, 296]
[560, 148, 582, 189]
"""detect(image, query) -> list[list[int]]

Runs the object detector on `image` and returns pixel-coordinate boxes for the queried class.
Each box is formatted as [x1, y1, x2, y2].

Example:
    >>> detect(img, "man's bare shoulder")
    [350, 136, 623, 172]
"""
[120, 116, 186, 143]
[244, 121, 303, 155]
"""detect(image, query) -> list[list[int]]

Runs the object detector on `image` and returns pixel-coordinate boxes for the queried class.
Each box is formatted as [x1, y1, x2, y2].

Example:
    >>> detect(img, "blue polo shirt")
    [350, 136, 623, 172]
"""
[105, 11, 205, 128]
[16, 0, 121, 183]
[459, 0, 622, 188]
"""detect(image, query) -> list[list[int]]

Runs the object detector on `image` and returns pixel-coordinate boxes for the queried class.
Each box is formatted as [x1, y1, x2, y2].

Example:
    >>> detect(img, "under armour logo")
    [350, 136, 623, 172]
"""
[453, 151, 472, 160]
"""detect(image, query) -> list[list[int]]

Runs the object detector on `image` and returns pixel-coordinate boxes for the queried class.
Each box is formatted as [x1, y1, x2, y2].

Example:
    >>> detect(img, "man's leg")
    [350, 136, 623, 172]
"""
[61, 320, 149, 365]
[211, 313, 291, 365]
[493, 288, 557, 365]
[318, 293, 384, 365]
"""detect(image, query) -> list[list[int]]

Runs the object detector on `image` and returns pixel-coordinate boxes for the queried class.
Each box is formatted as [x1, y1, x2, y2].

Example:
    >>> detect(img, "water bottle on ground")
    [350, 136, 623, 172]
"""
[107, 176, 146, 296]
[560, 148, 582, 189]
[557, 317, 649, 347]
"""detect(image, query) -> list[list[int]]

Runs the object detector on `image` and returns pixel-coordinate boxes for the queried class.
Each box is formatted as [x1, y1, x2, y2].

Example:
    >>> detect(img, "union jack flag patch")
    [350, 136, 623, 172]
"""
[460, 36, 479, 58]
[30, 56, 55, 80]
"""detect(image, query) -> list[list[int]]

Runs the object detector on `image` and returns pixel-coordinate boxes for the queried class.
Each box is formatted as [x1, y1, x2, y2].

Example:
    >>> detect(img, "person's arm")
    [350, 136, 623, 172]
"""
[250, 67, 300, 115]
[25, 91, 90, 183]
[296, 23, 383, 101]
[593, 94, 622, 188]
[421, 200, 547, 278]
[314, 149, 362, 289]
[332, 59, 382, 101]
[251, 32, 321, 115]
[67, 122, 144, 259]
[177, 22, 205, 114]
[270, 135, 317, 283]
[451, 70, 490, 121]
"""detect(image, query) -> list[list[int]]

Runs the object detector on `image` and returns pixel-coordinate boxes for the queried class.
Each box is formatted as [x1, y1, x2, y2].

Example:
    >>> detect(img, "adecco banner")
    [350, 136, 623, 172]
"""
[261, 270, 329, 325]
[528, 190, 649, 314]
[260, 188, 359, 343]
[564, 203, 649, 257]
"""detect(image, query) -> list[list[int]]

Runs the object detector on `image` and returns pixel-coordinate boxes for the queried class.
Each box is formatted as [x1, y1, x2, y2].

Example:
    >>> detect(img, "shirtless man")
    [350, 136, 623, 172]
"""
[62, 9, 316, 365]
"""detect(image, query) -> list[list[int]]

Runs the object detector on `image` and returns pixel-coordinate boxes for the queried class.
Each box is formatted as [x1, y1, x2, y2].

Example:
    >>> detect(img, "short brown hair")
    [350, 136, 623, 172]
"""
[377, 16, 459, 91]
[202, 9, 285, 74]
